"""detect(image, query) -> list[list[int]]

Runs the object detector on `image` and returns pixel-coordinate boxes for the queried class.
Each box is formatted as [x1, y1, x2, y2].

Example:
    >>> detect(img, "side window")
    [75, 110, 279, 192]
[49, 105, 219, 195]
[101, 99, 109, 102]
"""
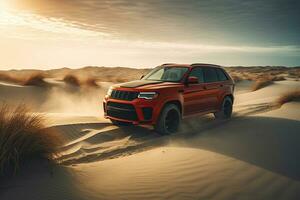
[216, 68, 228, 81]
[189, 67, 204, 83]
[203, 68, 218, 83]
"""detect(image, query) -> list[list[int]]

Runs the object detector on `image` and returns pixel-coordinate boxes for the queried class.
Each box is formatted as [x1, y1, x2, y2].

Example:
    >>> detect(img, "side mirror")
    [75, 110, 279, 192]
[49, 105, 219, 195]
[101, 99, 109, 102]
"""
[187, 76, 199, 84]
[140, 75, 144, 79]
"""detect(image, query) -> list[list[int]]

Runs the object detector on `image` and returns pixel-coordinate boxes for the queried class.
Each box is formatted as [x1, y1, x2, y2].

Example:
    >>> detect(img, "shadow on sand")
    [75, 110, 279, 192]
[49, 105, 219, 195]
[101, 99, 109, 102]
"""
[176, 116, 300, 181]
[52, 115, 300, 181]
[0, 159, 86, 200]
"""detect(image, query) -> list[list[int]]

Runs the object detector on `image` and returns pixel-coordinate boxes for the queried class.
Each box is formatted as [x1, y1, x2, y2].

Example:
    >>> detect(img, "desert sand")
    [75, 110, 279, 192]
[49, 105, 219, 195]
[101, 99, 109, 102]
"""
[0, 67, 300, 200]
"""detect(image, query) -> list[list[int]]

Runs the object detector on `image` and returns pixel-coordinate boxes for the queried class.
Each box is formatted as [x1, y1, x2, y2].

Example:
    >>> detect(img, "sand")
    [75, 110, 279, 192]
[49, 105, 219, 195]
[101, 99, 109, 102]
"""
[0, 74, 300, 200]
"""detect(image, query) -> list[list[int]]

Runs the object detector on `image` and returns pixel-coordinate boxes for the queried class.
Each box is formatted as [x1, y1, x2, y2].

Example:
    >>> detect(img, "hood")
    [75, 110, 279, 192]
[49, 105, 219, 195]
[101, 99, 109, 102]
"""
[118, 80, 163, 88]
[116, 80, 182, 90]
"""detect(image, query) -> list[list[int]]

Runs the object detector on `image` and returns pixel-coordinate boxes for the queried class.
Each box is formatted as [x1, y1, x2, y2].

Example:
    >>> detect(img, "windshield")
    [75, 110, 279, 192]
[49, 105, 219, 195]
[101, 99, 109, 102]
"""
[142, 66, 189, 82]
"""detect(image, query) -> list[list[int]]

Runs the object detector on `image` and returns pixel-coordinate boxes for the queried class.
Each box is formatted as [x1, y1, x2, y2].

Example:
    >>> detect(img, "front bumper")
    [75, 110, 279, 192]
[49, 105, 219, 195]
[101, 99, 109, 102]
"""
[103, 97, 160, 125]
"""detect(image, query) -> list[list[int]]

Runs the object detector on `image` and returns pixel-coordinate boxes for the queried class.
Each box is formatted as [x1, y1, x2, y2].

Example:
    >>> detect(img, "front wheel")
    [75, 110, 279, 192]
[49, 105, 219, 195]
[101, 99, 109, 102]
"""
[214, 96, 233, 119]
[155, 104, 181, 135]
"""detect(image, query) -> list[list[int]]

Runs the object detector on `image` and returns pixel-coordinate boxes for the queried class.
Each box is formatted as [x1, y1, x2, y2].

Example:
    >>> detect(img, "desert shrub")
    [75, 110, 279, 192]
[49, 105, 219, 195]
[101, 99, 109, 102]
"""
[85, 78, 99, 87]
[115, 77, 130, 83]
[0, 104, 61, 175]
[230, 74, 243, 82]
[23, 73, 47, 86]
[251, 78, 273, 91]
[252, 74, 287, 91]
[63, 74, 80, 86]
[0, 73, 22, 84]
[0, 73, 48, 86]
[271, 76, 285, 81]
[276, 90, 300, 106]
[288, 70, 300, 79]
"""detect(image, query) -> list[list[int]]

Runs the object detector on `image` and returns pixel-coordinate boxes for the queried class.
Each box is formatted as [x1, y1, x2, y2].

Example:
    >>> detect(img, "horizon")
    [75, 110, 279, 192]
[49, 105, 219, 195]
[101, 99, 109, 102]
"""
[1, 64, 300, 72]
[0, 0, 300, 69]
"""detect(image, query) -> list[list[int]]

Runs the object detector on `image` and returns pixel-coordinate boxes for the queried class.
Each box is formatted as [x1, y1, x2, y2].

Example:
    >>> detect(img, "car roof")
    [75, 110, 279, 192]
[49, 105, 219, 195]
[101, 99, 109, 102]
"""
[161, 63, 222, 68]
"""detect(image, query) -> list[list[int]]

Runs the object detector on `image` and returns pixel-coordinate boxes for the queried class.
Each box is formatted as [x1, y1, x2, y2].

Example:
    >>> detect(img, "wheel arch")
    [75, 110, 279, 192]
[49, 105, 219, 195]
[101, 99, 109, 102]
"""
[165, 100, 182, 114]
[217, 93, 234, 111]
[154, 99, 182, 135]
[163, 100, 183, 117]
[226, 94, 234, 104]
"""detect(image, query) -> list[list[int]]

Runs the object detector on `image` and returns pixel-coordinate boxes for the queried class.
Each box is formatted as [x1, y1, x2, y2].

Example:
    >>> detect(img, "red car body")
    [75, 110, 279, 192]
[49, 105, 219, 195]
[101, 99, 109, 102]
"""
[103, 63, 234, 129]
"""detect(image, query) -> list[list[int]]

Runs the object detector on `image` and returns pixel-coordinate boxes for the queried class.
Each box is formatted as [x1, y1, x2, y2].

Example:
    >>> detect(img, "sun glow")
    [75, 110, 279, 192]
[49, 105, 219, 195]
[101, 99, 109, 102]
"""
[0, 1, 109, 40]
[0, 0, 10, 11]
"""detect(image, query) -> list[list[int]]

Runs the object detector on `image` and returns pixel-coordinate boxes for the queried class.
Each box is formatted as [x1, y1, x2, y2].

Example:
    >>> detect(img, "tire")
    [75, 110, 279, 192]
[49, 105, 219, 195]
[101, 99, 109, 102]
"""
[214, 96, 233, 119]
[110, 119, 132, 126]
[155, 104, 181, 135]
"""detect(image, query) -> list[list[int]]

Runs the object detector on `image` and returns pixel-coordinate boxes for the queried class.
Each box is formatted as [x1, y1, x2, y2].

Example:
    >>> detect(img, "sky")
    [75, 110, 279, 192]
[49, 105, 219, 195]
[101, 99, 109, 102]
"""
[0, 0, 299, 69]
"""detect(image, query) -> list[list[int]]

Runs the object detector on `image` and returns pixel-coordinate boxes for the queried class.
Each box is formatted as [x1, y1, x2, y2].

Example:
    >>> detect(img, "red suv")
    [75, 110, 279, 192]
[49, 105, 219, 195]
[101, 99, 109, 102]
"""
[103, 63, 234, 134]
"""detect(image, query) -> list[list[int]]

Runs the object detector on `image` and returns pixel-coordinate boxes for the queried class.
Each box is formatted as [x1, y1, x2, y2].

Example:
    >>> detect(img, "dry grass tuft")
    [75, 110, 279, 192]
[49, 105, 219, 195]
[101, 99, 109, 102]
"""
[272, 76, 286, 81]
[276, 90, 300, 106]
[23, 73, 47, 87]
[251, 79, 273, 91]
[231, 74, 243, 82]
[0, 73, 22, 84]
[85, 78, 99, 87]
[0, 73, 48, 87]
[251, 75, 286, 91]
[63, 74, 101, 88]
[115, 77, 130, 83]
[63, 74, 80, 86]
[0, 104, 62, 176]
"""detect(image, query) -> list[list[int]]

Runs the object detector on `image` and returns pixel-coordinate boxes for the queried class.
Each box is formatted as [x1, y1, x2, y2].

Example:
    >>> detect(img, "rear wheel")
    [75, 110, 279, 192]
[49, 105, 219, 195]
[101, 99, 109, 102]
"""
[214, 96, 233, 119]
[155, 104, 181, 135]
[110, 119, 132, 126]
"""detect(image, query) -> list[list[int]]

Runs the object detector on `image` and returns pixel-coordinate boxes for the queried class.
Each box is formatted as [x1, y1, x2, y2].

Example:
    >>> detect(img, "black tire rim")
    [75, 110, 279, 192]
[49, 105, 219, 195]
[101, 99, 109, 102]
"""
[165, 109, 179, 133]
[223, 100, 232, 117]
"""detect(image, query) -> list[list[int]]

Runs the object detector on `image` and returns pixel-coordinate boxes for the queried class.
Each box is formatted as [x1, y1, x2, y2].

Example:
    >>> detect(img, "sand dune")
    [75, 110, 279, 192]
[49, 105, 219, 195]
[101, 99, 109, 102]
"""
[1, 71, 300, 200]
[75, 147, 300, 200]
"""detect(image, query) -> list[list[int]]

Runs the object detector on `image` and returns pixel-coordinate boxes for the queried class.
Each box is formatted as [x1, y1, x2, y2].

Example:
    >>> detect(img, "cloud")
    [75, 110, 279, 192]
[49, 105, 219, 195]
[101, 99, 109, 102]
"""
[6, 0, 299, 45]
[104, 39, 300, 55]
[0, 9, 110, 39]
[0, 0, 299, 68]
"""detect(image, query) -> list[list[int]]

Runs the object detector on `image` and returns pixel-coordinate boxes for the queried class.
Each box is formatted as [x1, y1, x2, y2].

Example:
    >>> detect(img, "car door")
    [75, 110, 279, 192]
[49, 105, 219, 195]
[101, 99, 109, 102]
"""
[202, 67, 221, 111]
[183, 67, 210, 115]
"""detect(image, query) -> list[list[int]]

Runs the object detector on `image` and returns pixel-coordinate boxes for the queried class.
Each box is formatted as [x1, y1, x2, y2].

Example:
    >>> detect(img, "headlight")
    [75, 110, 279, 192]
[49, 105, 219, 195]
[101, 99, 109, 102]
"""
[107, 87, 113, 96]
[138, 92, 158, 100]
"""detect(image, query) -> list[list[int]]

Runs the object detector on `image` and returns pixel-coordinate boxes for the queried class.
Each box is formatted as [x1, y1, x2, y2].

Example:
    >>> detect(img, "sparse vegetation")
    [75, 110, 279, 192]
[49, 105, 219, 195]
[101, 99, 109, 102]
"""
[0, 73, 22, 84]
[276, 90, 300, 106]
[230, 74, 243, 82]
[0, 72, 48, 86]
[251, 79, 274, 91]
[272, 76, 286, 81]
[0, 66, 298, 87]
[85, 78, 99, 87]
[0, 104, 61, 176]
[63, 74, 80, 86]
[251, 75, 286, 91]
[63, 75, 101, 87]
[23, 73, 48, 87]
[115, 77, 130, 83]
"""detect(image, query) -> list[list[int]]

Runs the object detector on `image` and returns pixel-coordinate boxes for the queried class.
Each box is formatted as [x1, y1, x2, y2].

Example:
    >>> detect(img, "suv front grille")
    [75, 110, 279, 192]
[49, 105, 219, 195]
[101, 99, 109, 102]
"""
[110, 90, 138, 101]
[107, 102, 137, 121]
